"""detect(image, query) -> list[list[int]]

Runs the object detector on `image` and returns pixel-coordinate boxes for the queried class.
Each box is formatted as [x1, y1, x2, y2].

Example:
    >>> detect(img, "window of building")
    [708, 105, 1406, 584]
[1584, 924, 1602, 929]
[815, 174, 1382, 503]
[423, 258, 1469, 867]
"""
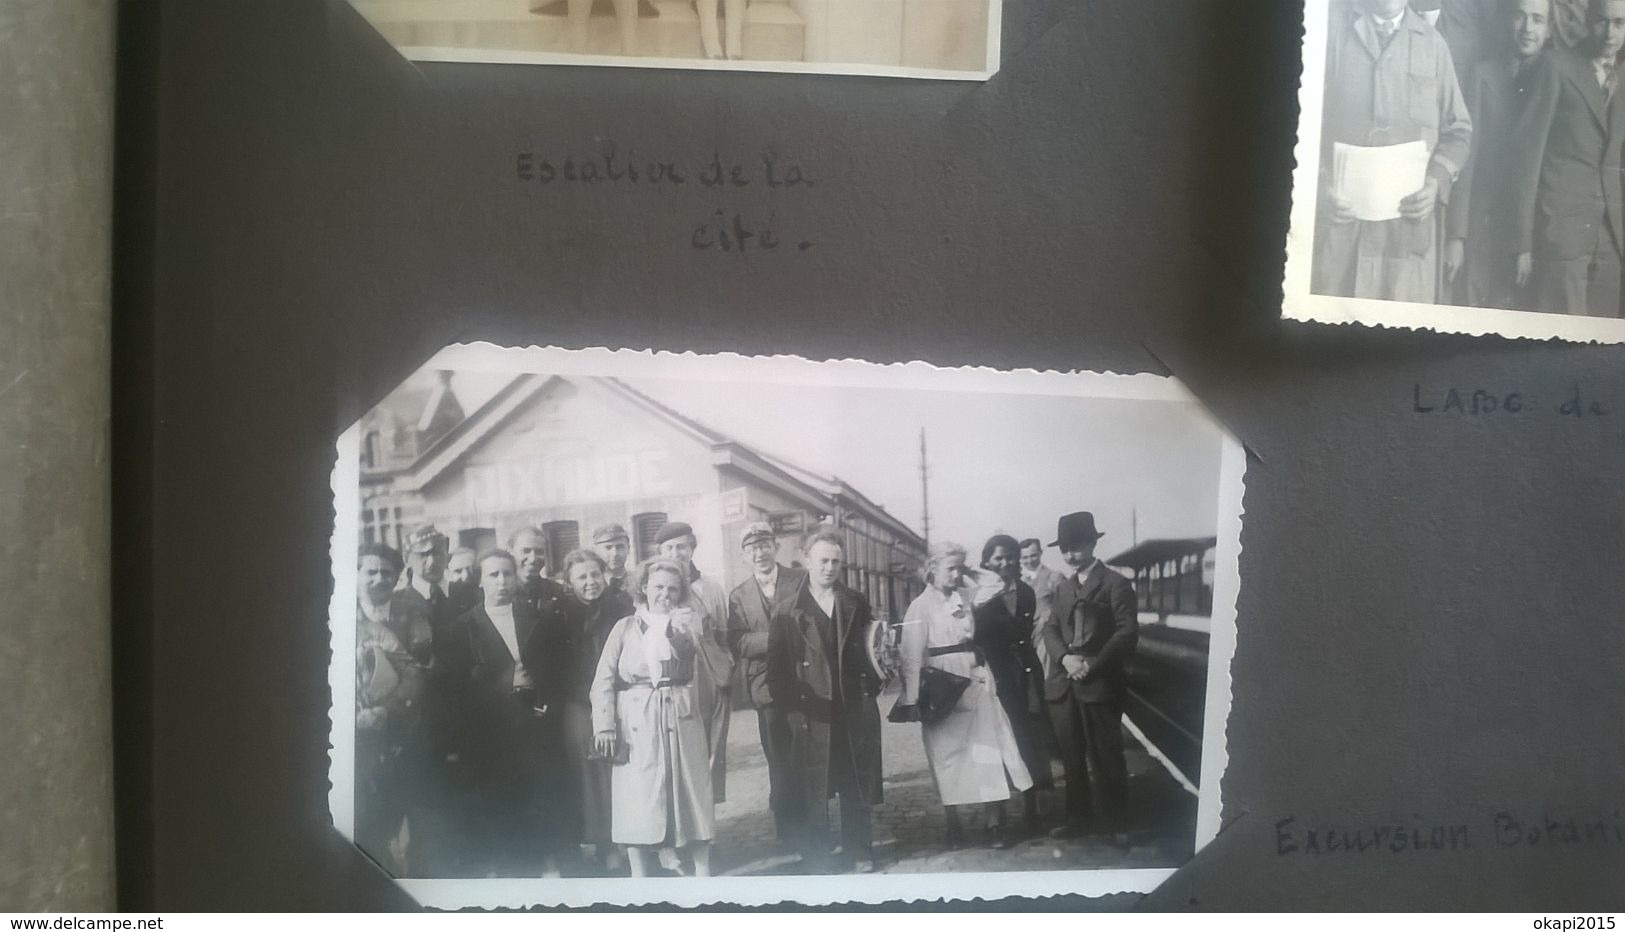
[632, 512, 668, 562]
[459, 527, 496, 555]
[361, 505, 405, 552]
[544, 520, 581, 575]
[362, 431, 382, 469]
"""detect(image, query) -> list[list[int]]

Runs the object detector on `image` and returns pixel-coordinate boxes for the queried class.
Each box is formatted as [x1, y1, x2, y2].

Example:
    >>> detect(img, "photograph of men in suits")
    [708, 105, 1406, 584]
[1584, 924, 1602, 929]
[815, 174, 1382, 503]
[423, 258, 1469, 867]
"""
[1443, 0, 1554, 310]
[1523, 0, 1625, 315]
[726, 521, 808, 842]
[766, 530, 885, 873]
[1313, 0, 1473, 303]
[1040, 512, 1139, 844]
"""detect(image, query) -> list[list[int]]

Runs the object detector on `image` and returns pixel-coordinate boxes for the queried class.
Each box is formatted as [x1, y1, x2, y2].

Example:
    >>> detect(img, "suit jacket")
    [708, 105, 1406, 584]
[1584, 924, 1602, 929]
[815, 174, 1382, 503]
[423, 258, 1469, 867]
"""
[1447, 54, 1553, 255]
[1520, 46, 1625, 262]
[1040, 562, 1138, 703]
[765, 584, 883, 805]
[451, 600, 573, 728]
[727, 564, 808, 708]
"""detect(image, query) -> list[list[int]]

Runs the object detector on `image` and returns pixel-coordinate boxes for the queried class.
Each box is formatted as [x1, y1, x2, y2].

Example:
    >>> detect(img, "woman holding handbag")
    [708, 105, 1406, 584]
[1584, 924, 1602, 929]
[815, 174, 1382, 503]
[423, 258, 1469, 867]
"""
[589, 557, 716, 877]
[893, 542, 1033, 849]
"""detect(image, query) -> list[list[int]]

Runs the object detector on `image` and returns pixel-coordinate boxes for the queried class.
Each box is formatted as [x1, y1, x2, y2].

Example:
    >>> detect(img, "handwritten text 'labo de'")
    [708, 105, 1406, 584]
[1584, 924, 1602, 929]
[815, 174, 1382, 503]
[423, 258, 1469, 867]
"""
[1412, 384, 1610, 418]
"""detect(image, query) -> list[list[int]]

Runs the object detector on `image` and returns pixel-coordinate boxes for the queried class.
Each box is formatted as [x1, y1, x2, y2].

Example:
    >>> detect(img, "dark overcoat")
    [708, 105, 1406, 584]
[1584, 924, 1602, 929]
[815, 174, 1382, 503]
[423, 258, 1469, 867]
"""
[1040, 563, 1139, 704]
[972, 581, 1052, 785]
[445, 599, 577, 852]
[765, 584, 884, 807]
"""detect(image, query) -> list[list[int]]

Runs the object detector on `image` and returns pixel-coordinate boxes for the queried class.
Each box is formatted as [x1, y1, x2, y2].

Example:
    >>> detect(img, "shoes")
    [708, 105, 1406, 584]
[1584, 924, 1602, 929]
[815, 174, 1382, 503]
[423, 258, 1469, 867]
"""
[1048, 823, 1088, 840]
[850, 859, 877, 874]
[988, 824, 1010, 850]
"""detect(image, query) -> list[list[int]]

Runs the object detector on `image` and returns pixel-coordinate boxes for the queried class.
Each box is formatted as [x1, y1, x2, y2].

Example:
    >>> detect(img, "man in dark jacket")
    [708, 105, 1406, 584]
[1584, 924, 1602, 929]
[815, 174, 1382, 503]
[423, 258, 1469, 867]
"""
[444, 548, 576, 877]
[727, 521, 808, 842]
[1442, 0, 1555, 310]
[766, 528, 884, 873]
[1039, 512, 1139, 844]
[1520, 0, 1625, 315]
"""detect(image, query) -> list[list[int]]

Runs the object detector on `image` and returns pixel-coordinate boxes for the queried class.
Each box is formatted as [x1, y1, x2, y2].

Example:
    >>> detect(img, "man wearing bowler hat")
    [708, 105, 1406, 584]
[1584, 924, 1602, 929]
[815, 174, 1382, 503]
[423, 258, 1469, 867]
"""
[726, 521, 808, 841]
[1039, 511, 1138, 844]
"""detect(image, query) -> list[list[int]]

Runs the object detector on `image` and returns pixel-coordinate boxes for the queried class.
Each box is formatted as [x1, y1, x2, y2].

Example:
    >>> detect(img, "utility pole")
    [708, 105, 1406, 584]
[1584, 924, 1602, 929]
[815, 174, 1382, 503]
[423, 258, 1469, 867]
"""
[919, 427, 931, 550]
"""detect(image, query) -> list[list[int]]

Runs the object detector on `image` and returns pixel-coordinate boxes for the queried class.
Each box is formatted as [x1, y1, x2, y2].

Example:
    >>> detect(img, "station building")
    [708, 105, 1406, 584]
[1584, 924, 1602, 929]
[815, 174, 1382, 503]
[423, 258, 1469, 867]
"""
[1107, 536, 1217, 632]
[360, 371, 927, 619]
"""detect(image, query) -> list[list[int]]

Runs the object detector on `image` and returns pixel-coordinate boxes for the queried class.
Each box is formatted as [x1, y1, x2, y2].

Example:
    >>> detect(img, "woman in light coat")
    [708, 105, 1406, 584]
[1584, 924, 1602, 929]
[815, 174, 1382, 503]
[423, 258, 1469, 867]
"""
[896, 542, 1033, 848]
[590, 557, 716, 877]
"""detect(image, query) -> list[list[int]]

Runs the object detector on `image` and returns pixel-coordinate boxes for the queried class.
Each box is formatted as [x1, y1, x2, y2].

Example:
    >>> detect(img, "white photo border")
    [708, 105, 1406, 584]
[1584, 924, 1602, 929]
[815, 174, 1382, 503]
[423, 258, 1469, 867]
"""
[1283, 0, 1625, 343]
[327, 343, 1247, 908]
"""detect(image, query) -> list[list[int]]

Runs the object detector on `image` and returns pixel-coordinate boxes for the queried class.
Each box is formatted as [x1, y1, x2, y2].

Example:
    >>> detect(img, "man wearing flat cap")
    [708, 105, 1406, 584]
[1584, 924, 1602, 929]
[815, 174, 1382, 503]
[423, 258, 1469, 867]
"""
[590, 523, 632, 595]
[1039, 511, 1138, 844]
[655, 520, 736, 802]
[726, 521, 808, 840]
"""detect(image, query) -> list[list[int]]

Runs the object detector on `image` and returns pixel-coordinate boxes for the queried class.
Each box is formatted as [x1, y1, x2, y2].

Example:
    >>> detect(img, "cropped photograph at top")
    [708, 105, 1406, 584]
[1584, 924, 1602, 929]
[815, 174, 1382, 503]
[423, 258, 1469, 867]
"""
[1284, 0, 1625, 342]
[327, 344, 1245, 908]
[347, 0, 1003, 80]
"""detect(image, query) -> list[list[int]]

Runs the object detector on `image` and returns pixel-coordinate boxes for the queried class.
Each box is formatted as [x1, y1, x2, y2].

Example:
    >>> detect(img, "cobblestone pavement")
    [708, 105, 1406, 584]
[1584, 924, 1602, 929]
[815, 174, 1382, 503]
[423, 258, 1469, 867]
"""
[710, 687, 1198, 876]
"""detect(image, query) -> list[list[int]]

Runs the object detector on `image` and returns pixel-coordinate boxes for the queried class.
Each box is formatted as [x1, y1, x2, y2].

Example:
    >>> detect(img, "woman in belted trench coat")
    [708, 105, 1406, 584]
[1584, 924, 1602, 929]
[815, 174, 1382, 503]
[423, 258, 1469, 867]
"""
[589, 558, 715, 877]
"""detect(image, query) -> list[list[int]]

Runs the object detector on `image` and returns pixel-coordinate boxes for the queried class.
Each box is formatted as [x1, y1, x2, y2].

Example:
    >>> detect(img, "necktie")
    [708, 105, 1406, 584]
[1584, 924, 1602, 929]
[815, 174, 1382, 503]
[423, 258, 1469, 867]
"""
[1601, 58, 1617, 97]
[1375, 19, 1398, 48]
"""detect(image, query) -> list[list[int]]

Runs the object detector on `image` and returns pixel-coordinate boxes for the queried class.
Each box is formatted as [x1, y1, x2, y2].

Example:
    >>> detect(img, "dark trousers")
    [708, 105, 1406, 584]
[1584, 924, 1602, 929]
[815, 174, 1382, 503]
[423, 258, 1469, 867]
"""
[1537, 224, 1623, 317]
[757, 704, 796, 839]
[1046, 691, 1127, 832]
[794, 790, 872, 866]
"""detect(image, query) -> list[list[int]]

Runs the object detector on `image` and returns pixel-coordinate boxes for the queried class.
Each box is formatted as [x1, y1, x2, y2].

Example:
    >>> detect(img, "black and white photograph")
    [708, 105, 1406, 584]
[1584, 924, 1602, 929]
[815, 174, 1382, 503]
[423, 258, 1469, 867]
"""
[347, 0, 1002, 80]
[1285, 0, 1625, 341]
[327, 344, 1244, 907]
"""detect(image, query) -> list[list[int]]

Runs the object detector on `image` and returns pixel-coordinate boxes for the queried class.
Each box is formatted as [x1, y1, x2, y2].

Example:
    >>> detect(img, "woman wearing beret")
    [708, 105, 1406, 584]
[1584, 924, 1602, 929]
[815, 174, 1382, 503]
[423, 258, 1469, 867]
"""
[590, 558, 716, 877]
[896, 542, 1034, 849]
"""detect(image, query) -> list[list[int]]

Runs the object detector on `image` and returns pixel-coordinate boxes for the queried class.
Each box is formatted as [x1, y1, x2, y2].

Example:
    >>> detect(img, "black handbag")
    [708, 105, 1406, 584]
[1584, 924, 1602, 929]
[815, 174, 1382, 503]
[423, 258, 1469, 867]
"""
[916, 665, 973, 725]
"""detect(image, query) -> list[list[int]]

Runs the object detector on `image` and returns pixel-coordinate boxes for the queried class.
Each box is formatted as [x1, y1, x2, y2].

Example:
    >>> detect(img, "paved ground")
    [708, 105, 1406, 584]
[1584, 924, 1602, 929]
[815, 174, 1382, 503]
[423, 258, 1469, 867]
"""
[709, 686, 1198, 876]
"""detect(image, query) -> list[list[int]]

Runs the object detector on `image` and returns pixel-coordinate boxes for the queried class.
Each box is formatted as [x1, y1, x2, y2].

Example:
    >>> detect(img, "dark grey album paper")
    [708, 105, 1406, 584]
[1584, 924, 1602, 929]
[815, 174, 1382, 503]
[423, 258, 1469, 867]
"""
[347, 0, 1002, 80]
[328, 344, 1244, 907]
[1286, 0, 1625, 341]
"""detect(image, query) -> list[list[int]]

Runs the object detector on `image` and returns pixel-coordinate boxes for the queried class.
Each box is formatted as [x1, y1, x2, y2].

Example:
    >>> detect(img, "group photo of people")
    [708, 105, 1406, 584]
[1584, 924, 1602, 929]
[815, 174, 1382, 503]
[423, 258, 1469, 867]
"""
[338, 351, 1234, 887]
[356, 515, 1170, 878]
[1312, 0, 1625, 318]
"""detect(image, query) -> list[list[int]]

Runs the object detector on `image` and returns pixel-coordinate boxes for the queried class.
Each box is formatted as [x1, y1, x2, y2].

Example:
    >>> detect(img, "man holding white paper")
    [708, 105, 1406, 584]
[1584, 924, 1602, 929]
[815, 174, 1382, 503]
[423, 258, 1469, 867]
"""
[1314, 0, 1473, 303]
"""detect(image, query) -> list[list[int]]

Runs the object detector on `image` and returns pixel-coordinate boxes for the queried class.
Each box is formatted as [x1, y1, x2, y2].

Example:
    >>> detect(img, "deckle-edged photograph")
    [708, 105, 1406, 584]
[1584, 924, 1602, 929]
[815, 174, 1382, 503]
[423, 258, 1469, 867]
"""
[1285, 0, 1625, 341]
[348, 0, 1002, 80]
[327, 344, 1244, 907]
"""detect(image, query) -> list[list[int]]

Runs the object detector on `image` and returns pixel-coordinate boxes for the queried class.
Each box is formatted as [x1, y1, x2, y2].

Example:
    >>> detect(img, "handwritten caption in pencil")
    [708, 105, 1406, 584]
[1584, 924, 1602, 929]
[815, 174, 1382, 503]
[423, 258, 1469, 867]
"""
[515, 144, 816, 255]
[1412, 384, 1610, 418]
